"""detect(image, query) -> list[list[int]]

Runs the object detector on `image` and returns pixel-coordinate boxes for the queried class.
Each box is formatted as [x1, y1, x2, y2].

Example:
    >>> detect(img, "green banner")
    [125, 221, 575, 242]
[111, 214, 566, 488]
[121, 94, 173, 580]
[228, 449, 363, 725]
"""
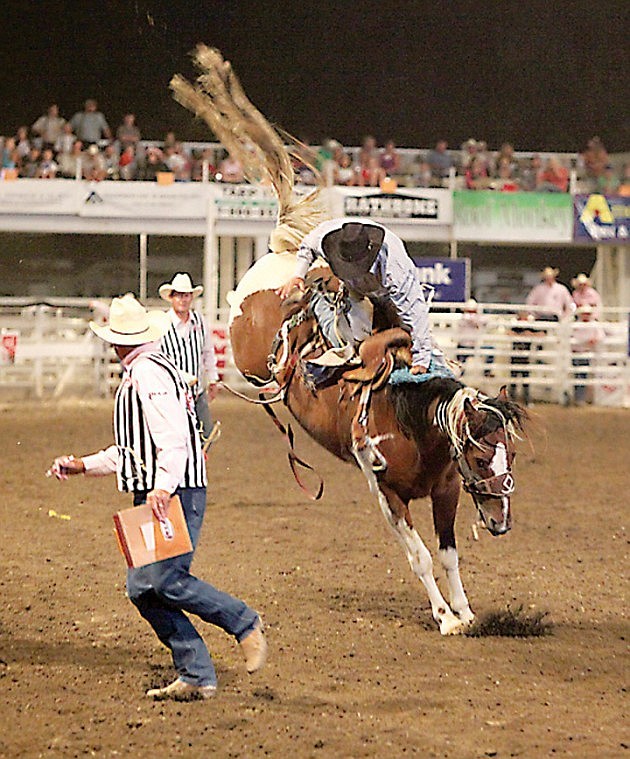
[454, 191, 573, 242]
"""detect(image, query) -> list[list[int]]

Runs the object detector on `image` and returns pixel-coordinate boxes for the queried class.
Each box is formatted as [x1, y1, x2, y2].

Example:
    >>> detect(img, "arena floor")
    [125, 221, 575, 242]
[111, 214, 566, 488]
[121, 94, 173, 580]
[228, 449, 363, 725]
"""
[0, 397, 627, 758]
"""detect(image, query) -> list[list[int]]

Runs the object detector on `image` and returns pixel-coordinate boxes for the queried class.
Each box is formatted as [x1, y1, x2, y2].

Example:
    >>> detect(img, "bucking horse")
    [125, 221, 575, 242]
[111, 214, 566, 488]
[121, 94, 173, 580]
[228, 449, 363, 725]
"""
[171, 47, 527, 635]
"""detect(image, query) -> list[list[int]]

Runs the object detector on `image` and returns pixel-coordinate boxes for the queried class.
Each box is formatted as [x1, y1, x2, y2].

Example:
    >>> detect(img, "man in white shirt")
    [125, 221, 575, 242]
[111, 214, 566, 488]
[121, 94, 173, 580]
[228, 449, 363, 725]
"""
[158, 273, 220, 444]
[49, 294, 266, 699]
[526, 266, 575, 321]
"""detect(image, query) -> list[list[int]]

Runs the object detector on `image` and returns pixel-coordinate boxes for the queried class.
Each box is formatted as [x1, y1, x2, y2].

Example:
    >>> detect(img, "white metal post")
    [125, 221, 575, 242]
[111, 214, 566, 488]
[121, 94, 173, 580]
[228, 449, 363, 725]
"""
[139, 233, 148, 301]
[203, 196, 220, 321]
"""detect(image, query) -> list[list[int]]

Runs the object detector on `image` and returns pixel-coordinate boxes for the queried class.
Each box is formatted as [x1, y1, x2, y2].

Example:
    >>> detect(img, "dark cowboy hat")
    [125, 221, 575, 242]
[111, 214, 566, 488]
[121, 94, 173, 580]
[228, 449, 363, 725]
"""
[321, 223, 385, 281]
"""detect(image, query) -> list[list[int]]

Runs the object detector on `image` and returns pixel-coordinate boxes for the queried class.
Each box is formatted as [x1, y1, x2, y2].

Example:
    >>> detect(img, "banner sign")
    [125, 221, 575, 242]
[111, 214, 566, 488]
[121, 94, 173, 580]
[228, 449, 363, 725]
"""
[413, 257, 470, 302]
[79, 182, 209, 219]
[454, 191, 573, 242]
[0, 179, 83, 215]
[214, 185, 278, 219]
[340, 187, 452, 225]
[573, 194, 630, 243]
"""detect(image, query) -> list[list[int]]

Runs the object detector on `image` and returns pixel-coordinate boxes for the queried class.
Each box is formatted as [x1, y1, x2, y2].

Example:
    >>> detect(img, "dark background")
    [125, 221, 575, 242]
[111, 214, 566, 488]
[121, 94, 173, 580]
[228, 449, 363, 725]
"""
[1, 0, 628, 153]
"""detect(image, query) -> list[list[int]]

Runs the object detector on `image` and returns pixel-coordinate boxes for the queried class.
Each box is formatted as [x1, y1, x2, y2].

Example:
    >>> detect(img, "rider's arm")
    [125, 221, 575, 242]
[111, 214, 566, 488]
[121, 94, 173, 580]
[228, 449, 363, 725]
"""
[380, 235, 433, 369]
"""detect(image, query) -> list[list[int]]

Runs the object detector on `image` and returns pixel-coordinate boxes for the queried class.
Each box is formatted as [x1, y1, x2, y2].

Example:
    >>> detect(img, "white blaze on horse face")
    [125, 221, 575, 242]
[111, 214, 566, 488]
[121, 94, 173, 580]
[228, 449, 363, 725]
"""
[490, 441, 509, 476]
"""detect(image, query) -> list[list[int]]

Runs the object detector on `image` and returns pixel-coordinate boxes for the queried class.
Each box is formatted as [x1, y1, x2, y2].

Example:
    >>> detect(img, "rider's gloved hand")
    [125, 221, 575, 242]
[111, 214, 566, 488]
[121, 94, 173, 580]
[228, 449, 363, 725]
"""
[276, 277, 305, 300]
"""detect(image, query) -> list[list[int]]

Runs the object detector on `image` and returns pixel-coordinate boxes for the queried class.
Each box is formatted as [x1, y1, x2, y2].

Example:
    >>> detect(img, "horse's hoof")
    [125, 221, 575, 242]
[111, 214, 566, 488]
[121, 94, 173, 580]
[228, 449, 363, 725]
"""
[439, 615, 467, 635]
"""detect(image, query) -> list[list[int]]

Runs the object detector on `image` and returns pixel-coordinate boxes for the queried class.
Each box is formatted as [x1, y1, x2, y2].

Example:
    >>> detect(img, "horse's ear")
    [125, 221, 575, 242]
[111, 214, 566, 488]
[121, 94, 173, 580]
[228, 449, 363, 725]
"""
[463, 398, 485, 430]
[498, 385, 509, 401]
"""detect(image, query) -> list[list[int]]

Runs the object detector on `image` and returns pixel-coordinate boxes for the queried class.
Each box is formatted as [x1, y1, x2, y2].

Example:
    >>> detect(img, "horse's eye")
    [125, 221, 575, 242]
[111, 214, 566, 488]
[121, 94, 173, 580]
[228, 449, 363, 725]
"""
[476, 458, 488, 469]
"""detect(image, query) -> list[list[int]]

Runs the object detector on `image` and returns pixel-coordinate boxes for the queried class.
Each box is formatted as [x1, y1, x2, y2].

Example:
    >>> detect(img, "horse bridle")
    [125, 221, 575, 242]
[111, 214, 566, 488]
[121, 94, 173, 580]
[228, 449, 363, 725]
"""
[452, 443, 515, 499]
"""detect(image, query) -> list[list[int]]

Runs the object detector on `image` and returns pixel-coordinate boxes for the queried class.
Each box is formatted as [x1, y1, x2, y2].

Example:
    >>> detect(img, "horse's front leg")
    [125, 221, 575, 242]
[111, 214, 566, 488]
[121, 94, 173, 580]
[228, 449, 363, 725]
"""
[431, 476, 475, 629]
[377, 484, 464, 635]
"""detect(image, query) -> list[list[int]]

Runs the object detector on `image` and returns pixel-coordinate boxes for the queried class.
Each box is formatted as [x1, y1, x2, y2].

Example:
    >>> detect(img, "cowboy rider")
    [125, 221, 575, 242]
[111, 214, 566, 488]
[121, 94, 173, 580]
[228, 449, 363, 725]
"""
[277, 218, 444, 375]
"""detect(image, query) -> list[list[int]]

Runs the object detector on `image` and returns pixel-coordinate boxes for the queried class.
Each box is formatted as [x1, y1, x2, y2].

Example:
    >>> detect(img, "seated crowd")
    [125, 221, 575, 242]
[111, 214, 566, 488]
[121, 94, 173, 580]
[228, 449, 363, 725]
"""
[1, 100, 628, 194]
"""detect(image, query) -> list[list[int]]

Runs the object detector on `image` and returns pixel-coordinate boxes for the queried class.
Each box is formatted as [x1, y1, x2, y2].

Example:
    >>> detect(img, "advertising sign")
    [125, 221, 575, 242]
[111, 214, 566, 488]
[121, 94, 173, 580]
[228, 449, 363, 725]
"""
[214, 185, 278, 219]
[573, 194, 630, 243]
[454, 191, 573, 242]
[412, 257, 470, 302]
[79, 182, 210, 219]
[339, 187, 452, 225]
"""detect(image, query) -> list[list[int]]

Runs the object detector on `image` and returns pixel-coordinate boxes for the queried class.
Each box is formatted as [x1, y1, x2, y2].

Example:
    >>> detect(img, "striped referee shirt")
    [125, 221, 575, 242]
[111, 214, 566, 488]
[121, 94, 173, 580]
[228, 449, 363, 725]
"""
[160, 309, 219, 396]
[82, 344, 206, 493]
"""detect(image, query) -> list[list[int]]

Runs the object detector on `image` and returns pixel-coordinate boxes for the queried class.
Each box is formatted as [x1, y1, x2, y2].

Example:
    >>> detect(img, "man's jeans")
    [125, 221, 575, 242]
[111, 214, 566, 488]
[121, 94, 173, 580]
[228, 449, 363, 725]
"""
[126, 487, 258, 687]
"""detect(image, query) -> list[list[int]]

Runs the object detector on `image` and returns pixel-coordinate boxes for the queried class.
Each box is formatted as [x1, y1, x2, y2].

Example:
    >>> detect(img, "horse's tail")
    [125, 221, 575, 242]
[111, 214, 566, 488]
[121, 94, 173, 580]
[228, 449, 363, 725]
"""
[170, 45, 326, 253]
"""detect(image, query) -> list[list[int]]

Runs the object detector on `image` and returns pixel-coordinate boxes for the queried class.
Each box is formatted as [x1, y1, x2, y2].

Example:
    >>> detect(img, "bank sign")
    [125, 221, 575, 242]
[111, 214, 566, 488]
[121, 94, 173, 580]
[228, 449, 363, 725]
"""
[573, 194, 630, 243]
[413, 257, 470, 302]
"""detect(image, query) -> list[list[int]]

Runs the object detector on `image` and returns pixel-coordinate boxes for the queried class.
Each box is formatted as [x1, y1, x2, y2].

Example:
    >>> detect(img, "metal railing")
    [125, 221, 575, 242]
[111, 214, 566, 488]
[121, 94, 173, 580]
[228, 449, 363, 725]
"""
[0, 300, 627, 406]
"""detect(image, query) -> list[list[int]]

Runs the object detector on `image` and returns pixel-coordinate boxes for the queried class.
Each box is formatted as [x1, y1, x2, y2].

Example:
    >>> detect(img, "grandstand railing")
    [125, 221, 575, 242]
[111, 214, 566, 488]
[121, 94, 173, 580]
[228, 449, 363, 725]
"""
[0, 300, 626, 407]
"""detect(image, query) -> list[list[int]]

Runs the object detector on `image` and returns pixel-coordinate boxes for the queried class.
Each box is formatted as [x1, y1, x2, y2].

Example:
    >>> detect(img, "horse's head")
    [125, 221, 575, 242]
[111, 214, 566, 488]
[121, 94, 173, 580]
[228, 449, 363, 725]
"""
[459, 387, 525, 536]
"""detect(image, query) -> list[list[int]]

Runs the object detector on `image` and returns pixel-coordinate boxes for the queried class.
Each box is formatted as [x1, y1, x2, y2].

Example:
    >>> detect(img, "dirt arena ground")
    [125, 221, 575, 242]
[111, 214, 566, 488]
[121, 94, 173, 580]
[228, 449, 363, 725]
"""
[0, 397, 627, 758]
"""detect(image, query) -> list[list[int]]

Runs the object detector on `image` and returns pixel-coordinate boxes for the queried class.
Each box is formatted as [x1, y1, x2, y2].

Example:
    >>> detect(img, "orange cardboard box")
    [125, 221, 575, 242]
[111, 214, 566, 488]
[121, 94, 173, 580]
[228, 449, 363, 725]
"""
[113, 496, 192, 568]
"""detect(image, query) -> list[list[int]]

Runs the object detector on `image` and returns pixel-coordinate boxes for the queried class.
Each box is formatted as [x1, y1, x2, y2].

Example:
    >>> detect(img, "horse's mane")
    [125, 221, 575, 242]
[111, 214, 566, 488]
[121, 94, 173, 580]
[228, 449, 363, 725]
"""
[390, 378, 527, 450]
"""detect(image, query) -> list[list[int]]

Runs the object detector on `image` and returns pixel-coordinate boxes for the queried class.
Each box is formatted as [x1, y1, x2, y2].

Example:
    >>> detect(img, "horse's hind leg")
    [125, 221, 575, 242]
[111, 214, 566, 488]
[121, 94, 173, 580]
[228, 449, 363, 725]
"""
[431, 481, 475, 627]
[377, 484, 465, 636]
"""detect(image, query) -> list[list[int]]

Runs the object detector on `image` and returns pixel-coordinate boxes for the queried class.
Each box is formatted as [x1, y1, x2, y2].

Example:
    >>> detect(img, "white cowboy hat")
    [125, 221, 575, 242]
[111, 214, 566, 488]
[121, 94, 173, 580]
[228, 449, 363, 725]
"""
[90, 293, 168, 345]
[158, 272, 204, 301]
[571, 273, 591, 287]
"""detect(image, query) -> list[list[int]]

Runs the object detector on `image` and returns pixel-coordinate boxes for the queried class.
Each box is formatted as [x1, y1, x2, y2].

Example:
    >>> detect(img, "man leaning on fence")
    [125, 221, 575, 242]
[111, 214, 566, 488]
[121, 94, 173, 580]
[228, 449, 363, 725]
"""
[48, 293, 266, 700]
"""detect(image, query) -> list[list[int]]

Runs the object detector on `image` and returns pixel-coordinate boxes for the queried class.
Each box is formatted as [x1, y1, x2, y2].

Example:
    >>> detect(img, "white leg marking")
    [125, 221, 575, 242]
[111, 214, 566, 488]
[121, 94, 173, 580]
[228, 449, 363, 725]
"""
[352, 443, 465, 635]
[439, 547, 475, 626]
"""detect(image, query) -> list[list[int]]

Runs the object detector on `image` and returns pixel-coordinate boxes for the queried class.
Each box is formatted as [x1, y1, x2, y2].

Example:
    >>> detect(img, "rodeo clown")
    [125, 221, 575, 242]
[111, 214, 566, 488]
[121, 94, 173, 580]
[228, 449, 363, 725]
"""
[278, 217, 449, 374]
[158, 272, 220, 446]
[49, 293, 266, 700]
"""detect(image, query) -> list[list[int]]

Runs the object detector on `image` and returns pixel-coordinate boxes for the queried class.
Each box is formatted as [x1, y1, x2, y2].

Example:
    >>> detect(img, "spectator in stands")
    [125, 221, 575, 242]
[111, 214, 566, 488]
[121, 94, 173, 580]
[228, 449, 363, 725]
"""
[58, 140, 83, 178]
[190, 148, 216, 182]
[139, 146, 170, 181]
[535, 157, 569, 192]
[70, 99, 112, 146]
[411, 158, 433, 188]
[81, 143, 107, 181]
[519, 154, 543, 191]
[476, 141, 493, 174]
[31, 104, 66, 150]
[571, 273, 602, 318]
[334, 152, 356, 186]
[20, 146, 41, 178]
[15, 126, 31, 160]
[360, 155, 387, 187]
[55, 123, 76, 156]
[580, 136, 609, 185]
[1, 137, 18, 170]
[494, 157, 520, 191]
[292, 139, 317, 185]
[619, 163, 630, 197]
[358, 135, 378, 172]
[165, 143, 191, 181]
[460, 138, 479, 170]
[217, 153, 244, 183]
[571, 305, 605, 405]
[427, 139, 453, 184]
[36, 148, 59, 179]
[163, 130, 178, 151]
[465, 155, 490, 189]
[526, 266, 575, 321]
[379, 140, 401, 175]
[116, 113, 141, 152]
[596, 164, 620, 195]
[118, 145, 137, 181]
[103, 143, 120, 180]
[494, 142, 518, 177]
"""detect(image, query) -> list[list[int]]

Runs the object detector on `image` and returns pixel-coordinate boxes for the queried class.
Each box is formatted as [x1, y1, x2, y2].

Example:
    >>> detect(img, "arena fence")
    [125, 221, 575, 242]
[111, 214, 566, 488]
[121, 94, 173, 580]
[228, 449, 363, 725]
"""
[0, 299, 627, 407]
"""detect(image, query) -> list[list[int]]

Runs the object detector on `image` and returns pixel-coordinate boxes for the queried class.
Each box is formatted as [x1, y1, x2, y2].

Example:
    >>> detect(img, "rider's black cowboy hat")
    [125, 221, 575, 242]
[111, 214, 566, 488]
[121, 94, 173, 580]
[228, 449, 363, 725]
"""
[321, 222, 385, 282]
